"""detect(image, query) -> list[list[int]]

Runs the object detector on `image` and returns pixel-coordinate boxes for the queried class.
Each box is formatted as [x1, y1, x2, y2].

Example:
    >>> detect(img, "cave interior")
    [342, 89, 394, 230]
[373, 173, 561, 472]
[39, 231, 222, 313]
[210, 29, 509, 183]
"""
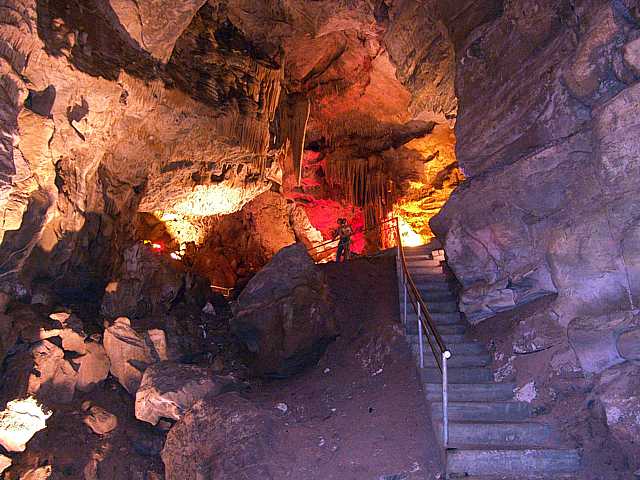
[0, 0, 639, 478]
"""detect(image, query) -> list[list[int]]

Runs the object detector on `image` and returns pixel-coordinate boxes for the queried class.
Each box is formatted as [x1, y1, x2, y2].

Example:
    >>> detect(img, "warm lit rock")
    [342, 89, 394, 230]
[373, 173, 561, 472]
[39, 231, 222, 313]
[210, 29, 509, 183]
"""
[0, 454, 11, 474]
[135, 362, 231, 425]
[232, 243, 337, 377]
[105, 0, 207, 62]
[0, 397, 52, 452]
[101, 244, 184, 319]
[83, 404, 118, 435]
[103, 317, 154, 394]
[161, 393, 274, 480]
[76, 341, 111, 393]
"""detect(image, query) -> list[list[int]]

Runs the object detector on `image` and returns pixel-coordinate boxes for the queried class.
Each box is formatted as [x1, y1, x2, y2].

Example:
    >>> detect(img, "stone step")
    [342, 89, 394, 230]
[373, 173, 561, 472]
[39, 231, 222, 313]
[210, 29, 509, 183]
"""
[404, 311, 462, 324]
[409, 266, 444, 275]
[419, 367, 494, 384]
[409, 333, 468, 344]
[425, 301, 458, 313]
[410, 273, 452, 283]
[436, 422, 561, 449]
[447, 476, 579, 480]
[405, 257, 441, 266]
[418, 290, 457, 302]
[424, 383, 515, 402]
[412, 349, 491, 367]
[430, 401, 532, 422]
[435, 324, 467, 335]
[446, 448, 581, 477]
[413, 281, 453, 292]
[404, 320, 466, 336]
[410, 338, 486, 355]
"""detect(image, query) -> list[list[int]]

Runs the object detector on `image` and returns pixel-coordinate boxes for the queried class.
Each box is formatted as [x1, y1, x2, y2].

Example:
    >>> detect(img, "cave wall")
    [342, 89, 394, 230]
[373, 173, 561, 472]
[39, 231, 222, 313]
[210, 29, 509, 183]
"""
[432, 0, 640, 325]
[429, 1, 640, 469]
[0, 0, 287, 295]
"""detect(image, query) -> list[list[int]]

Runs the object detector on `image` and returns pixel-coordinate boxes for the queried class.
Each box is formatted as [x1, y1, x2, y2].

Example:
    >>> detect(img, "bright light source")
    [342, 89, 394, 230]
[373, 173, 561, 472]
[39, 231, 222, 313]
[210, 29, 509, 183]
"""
[151, 243, 162, 250]
[170, 252, 181, 260]
[0, 397, 52, 452]
[397, 216, 424, 247]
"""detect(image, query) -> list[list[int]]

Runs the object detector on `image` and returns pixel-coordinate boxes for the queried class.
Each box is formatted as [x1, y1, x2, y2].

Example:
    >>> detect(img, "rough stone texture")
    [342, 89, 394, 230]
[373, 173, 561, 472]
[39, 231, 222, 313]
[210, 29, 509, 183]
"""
[102, 317, 154, 394]
[432, 1, 640, 327]
[82, 404, 118, 435]
[161, 392, 274, 480]
[104, 0, 207, 62]
[0, 454, 11, 474]
[2, 340, 78, 404]
[568, 311, 638, 374]
[232, 243, 337, 377]
[76, 341, 111, 392]
[135, 362, 229, 425]
[0, 397, 51, 452]
[101, 243, 185, 319]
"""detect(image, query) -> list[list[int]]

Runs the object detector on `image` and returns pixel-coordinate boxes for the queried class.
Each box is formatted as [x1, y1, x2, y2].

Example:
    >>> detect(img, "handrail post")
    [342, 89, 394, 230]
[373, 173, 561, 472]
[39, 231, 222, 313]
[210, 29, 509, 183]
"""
[417, 303, 424, 369]
[403, 277, 407, 325]
[442, 350, 451, 448]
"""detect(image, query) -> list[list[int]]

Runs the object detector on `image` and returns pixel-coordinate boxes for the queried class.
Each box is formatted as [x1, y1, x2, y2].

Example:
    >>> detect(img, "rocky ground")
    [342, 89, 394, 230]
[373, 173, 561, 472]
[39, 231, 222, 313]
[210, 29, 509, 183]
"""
[0, 245, 442, 479]
[245, 255, 442, 479]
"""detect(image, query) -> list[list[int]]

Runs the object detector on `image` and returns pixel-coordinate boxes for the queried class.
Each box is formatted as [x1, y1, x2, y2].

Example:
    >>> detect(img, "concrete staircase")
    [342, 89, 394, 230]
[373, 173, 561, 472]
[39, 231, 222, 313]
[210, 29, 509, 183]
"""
[397, 245, 581, 479]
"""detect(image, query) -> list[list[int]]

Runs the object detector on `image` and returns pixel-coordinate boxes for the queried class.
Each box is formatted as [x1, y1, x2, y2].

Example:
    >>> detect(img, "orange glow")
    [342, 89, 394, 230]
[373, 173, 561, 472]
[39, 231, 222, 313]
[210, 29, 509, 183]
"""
[397, 215, 425, 247]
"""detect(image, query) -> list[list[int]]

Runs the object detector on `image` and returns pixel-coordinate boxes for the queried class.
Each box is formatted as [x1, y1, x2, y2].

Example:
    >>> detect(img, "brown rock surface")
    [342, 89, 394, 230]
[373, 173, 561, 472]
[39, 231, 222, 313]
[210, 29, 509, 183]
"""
[161, 392, 274, 480]
[83, 404, 118, 435]
[232, 243, 337, 377]
[103, 317, 154, 394]
[134, 361, 230, 425]
[76, 341, 111, 392]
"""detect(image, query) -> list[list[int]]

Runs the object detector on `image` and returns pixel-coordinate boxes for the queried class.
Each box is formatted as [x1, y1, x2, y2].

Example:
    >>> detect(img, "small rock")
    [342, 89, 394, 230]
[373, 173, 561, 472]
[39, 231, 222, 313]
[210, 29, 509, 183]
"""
[77, 341, 110, 392]
[0, 292, 10, 314]
[323, 368, 331, 374]
[0, 397, 52, 452]
[135, 361, 229, 425]
[0, 454, 12, 474]
[202, 302, 216, 315]
[83, 405, 118, 435]
[145, 329, 170, 361]
[275, 402, 288, 414]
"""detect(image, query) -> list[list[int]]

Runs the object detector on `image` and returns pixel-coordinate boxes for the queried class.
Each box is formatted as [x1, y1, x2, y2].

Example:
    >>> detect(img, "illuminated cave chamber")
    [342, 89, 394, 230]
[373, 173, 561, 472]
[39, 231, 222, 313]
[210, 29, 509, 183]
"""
[0, 0, 639, 477]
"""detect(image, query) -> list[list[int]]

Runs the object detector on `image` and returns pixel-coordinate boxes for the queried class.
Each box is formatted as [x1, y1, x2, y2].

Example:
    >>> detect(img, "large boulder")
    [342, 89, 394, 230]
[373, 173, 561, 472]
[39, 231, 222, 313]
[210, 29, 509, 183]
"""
[101, 243, 184, 319]
[135, 362, 232, 425]
[161, 393, 274, 480]
[103, 317, 154, 394]
[231, 243, 337, 377]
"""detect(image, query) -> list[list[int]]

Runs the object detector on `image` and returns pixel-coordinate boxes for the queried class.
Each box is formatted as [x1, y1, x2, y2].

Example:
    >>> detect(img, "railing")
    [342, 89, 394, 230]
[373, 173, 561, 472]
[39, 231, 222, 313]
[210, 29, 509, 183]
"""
[308, 217, 452, 447]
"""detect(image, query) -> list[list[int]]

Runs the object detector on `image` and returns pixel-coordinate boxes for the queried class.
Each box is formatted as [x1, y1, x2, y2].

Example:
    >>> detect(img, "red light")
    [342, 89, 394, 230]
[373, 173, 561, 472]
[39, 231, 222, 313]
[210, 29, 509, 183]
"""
[151, 243, 162, 250]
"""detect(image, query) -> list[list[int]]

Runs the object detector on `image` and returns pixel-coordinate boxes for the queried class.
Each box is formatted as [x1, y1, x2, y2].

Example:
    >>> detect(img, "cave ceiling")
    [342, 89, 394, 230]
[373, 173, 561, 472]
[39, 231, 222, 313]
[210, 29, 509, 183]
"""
[0, 0, 473, 280]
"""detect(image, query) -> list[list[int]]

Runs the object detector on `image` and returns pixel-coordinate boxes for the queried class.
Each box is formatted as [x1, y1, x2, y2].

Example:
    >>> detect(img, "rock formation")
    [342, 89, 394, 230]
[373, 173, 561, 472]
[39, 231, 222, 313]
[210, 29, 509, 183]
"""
[161, 392, 274, 480]
[232, 243, 337, 377]
[135, 362, 232, 425]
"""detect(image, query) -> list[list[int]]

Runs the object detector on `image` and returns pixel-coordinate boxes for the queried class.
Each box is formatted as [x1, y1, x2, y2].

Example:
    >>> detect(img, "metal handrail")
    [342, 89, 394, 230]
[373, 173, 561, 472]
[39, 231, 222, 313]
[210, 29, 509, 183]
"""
[391, 217, 452, 449]
[307, 217, 398, 256]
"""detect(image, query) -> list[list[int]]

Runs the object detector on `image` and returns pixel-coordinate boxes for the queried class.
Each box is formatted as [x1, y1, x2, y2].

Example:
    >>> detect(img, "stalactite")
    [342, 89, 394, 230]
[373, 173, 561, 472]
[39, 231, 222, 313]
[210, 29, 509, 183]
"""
[325, 154, 396, 230]
[275, 93, 310, 184]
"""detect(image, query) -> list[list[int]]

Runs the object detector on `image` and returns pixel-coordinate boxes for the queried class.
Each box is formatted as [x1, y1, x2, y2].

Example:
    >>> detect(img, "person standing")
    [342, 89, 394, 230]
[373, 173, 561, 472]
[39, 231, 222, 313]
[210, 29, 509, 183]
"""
[333, 218, 353, 262]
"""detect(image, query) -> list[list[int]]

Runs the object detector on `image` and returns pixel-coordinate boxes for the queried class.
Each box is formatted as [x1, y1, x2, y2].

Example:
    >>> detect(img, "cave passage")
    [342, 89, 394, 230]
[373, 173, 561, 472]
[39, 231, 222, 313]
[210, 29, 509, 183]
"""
[0, 0, 639, 479]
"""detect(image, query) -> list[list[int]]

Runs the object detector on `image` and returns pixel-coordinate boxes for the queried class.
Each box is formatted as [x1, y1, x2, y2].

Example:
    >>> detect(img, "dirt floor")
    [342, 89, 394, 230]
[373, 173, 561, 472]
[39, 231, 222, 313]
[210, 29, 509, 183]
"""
[247, 254, 443, 479]
[3, 254, 442, 479]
